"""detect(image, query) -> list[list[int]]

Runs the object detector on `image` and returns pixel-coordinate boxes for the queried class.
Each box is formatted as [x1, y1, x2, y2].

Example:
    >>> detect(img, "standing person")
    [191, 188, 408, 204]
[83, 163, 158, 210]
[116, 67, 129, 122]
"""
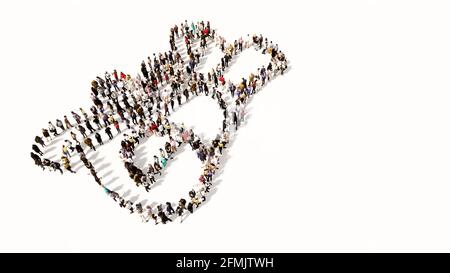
[42, 158, 51, 170]
[192, 195, 202, 208]
[102, 113, 110, 127]
[84, 137, 96, 151]
[187, 202, 194, 214]
[85, 120, 95, 134]
[48, 122, 58, 136]
[35, 136, 46, 147]
[199, 174, 206, 185]
[30, 152, 45, 170]
[93, 114, 102, 130]
[64, 140, 75, 152]
[42, 128, 51, 142]
[70, 131, 78, 142]
[64, 115, 73, 129]
[119, 197, 126, 208]
[112, 69, 118, 82]
[105, 126, 113, 140]
[113, 120, 121, 133]
[238, 103, 246, 123]
[62, 144, 71, 158]
[90, 168, 101, 185]
[32, 144, 44, 156]
[78, 125, 88, 138]
[50, 161, 63, 174]
[80, 107, 89, 120]
[147, 163, 155, 176]
[219, 75, 225, 86]
[166, 202, 175, 215]
[71, 111, 82, 124]
[160, 156, 168, 168]
[95, 132, 103, 145]
[136, 203, 146, 222]
[61, 156, 76, 173]
[232, 110, 238, 130]
[260, 65, 266, 85]
[75, 141, 85, 156]
[147, 173, 156, 184]
[218, 140, 225, 154]
[176, 198, 186, 217]
[177, 91, 182, 106]
[145, 206, 158, 225]
[222, 118, 227, 132]
[158, 210, 172, 224]
[141, 181, 151, 192]
[56, 119, 65, 131]
[153, 160, 162, 175]
[125, 200, 134, 214]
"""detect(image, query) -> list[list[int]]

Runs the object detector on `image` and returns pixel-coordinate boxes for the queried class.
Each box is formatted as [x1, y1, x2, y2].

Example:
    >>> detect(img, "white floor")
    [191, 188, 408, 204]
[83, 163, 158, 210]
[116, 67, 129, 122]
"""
[2, 0, 450, 252]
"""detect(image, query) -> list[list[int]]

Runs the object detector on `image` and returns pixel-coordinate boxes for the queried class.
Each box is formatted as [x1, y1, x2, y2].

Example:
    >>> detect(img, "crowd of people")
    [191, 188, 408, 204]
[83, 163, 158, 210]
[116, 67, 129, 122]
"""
[30, 20, 288, 224]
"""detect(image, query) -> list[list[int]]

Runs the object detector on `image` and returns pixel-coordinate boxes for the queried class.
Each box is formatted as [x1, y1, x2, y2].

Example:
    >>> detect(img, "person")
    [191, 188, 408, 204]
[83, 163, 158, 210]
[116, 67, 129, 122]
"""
[232, 110, 238, 130]
[64, 115, 73, 129]
[136, 203, 146, 222]
[84, 137, 96, 151]
[32, 144, 43, 156]
[42, 158, 51, 170]
[35, 136, 45, 147]
[90, 168, 101, 185]
[160, 156, 168, 168]
[106, 189, 120, 202]
[56, 119, 65, 131]
[30, 152, 44, 170]
[85, 120, 95, 134]
[176, 198, 186, 218]
[218, 140, 224, 154]
[199, 186, 207, 202]
[147, 163, 155, 175]
[125, 200, 134, 214]
[48, 122, 58, 136]
[70, 131, 78, 142]
[80, 107, 89, 120]
[153, 161, 162, 176]
[119, 197, 126, 208]
[141, 181, 151, 192]
[192, 195, 202, 208]
[113, 120, 121, 133]
[93, 114, 102, 130]
[50, 161, 63, 174]
[145, 206, 158, 224]
[42, 128, 51, 141]
[75, 142, 85, 156]
[166, 202, 175, 215]
[64, 140, 75, 152]
[219, 75, 225, 85]
[158, 210, 172, 224]
[61, 156, 76, 173]
[95, 132, 103, 145]
[71, 111, 82, 124]
[60, 145, 70, 158]
[78, 125, 88, 138]
[147, 173, 156, 184]
[105, 126, 113, 140]
[187, 202, 194, 214]
[133, 173, 142, 187]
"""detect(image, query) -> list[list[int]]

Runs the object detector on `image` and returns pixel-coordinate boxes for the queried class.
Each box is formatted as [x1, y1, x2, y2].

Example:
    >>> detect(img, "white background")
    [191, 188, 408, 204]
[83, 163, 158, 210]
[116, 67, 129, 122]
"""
[1, 0, 450, 252]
